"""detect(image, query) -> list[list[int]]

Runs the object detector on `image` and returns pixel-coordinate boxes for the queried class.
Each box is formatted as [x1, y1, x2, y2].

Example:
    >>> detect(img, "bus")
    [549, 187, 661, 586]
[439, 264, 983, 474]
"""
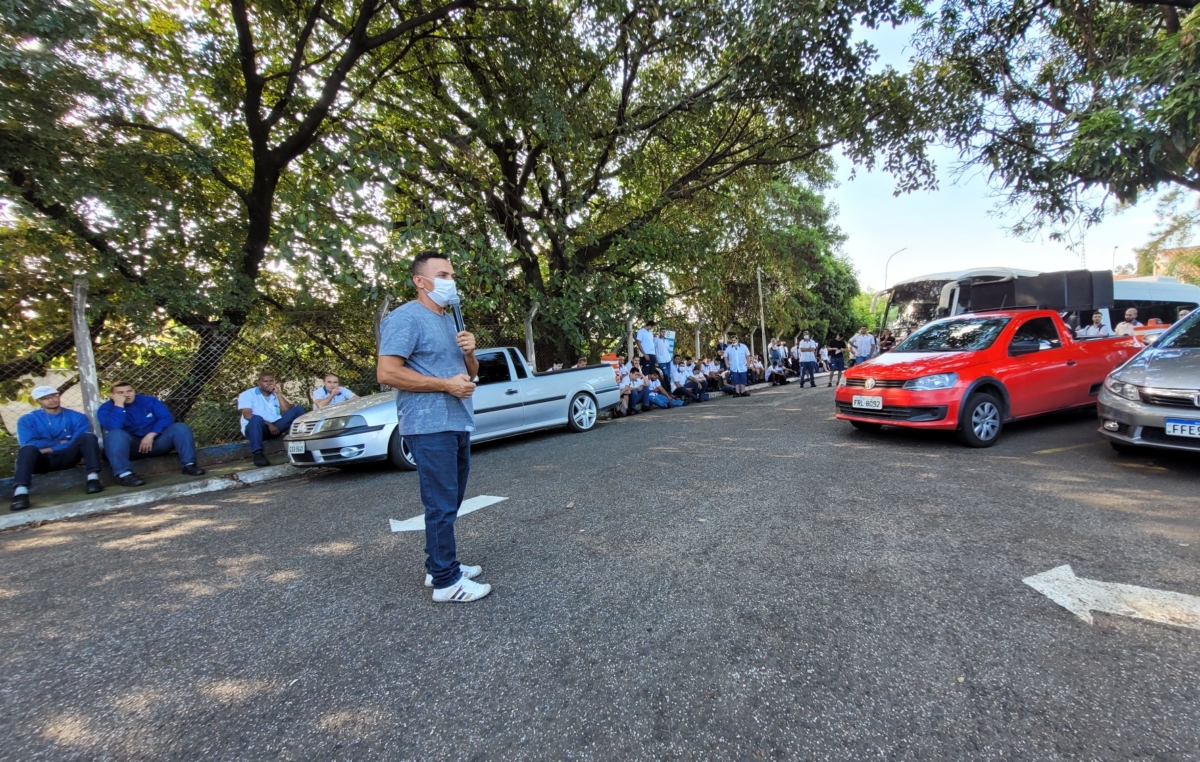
[872, 269, 1200, 338]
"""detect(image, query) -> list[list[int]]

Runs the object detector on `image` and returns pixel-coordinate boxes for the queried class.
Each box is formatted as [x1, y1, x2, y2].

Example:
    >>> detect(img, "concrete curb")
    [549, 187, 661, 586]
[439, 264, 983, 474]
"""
[0, 464, 308, 532]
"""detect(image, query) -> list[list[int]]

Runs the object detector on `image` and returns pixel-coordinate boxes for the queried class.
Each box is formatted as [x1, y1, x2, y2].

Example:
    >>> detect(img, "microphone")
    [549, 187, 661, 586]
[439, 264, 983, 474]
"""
[448, 295, 465, 333]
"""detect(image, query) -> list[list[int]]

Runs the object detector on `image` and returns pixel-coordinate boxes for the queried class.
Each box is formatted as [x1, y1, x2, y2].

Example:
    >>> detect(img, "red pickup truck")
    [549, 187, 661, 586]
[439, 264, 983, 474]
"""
[834, 310, 1141, 446]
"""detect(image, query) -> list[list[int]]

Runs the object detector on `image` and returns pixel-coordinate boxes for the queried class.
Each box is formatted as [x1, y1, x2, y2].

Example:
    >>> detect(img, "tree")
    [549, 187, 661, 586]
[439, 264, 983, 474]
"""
[348, 0, 933, 361]
[914, 0, 1200, 235]
[1, 0, 505, 412]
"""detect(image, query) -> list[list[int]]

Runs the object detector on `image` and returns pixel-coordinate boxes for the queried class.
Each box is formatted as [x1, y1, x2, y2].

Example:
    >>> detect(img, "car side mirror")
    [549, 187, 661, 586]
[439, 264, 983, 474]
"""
[1009, 339, 1041, 356]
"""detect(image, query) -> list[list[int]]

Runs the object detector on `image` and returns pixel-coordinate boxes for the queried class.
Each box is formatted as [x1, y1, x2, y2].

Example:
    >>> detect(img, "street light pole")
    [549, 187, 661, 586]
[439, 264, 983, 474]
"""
[883, 247, 908, 289]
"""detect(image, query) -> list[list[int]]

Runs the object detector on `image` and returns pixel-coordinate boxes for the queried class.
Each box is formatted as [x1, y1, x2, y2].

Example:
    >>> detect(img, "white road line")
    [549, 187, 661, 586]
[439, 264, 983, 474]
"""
[1024, 564, 1200, 630]
[389, 495, 508, 533]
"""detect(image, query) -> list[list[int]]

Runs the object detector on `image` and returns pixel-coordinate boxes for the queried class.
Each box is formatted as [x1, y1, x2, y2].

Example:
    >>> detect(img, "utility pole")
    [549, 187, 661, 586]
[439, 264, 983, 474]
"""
[756, 266, 767, 364]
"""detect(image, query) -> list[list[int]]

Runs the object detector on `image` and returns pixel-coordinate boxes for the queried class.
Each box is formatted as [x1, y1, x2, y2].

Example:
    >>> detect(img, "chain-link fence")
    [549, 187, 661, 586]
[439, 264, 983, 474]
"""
[0, 299, 616, 478]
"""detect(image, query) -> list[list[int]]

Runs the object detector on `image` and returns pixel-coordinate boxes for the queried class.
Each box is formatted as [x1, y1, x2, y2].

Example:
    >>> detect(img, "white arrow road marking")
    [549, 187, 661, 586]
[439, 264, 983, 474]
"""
[1023, 564, 1200, 630]
[389, 495, 508, 533]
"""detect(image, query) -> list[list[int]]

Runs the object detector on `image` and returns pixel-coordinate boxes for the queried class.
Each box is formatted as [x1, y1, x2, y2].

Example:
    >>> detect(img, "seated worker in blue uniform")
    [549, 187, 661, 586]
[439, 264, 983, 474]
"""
[98, 382, 206, 486]
[11, 386, 103, 511]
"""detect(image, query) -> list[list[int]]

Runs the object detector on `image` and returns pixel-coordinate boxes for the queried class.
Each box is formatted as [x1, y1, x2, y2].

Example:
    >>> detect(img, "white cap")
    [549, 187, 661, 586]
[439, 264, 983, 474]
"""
[31, 386, 59, 400]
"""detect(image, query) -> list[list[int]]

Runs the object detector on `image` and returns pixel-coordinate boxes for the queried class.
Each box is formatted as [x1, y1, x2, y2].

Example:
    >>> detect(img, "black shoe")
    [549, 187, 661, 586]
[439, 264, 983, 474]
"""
[181, 464, 206, 476]
[118, 473, 146, 488]
[85, 479, 104, 494]
[10, 494, 30, 511]
[741, 391, 751, 397]
[252, 451, 271, 467]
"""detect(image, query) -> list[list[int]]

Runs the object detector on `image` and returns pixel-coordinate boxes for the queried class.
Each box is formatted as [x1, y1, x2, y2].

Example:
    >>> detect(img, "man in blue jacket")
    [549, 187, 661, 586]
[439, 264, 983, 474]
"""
[12, 386, 103, 511]
[98, 382, 206, 486]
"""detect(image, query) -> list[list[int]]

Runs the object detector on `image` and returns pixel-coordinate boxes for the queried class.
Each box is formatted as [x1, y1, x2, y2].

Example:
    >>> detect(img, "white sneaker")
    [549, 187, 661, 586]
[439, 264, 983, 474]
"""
[431, 576, 492, 603]
[425, 563, 481, 587]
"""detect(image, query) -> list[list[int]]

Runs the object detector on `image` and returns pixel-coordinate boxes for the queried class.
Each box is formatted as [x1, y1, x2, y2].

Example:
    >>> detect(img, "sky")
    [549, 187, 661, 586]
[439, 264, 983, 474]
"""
[829, 21, 1181, 294]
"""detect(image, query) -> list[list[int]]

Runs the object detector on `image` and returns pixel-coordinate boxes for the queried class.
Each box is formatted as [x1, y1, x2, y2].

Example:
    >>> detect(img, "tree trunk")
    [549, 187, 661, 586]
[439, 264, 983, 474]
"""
[163, 324, 243, 420]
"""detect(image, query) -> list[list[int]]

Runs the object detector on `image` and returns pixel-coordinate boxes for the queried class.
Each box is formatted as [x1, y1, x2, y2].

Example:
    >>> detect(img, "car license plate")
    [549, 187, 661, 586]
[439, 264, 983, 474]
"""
[1164, 418, 1200, 438]
[288, 441, 306, 455]
[852, 395, 883, 410]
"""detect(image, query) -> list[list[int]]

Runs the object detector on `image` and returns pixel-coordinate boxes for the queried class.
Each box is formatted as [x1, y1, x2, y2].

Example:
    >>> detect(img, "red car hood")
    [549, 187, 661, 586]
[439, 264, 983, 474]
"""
[847, 351, 989, 379]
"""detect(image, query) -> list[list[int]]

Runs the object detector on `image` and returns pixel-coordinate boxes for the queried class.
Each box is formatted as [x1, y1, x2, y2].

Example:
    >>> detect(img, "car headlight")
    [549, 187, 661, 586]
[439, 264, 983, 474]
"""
[1103, 375, 1141, 402]
[903, 373, 958, 391]
[837, 375, 847, 387]
[315, 415, 367, 433]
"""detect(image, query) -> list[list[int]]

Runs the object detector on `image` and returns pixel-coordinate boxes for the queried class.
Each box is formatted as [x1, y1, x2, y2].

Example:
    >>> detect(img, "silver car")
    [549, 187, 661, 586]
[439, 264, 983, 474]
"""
[283, 346, 620, 469]
[1098, 311, 1200, 454]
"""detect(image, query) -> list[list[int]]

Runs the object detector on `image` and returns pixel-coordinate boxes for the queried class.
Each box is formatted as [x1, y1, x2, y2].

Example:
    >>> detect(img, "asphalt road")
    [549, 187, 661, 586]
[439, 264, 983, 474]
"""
[2, 383, 1199, 760]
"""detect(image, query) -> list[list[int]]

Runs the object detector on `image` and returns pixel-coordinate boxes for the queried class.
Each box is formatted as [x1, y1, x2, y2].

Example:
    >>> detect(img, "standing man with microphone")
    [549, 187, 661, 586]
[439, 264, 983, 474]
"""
[377, 251, 490, 603]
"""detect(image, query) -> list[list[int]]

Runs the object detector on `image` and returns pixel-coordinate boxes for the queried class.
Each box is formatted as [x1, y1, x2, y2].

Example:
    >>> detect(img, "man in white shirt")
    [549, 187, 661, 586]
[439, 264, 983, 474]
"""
[669, 355, 701, 402]
[797, 331, 818, 387]
[312, 373, 357, 409]
[618, 368, 649, 415]
[238, 372, 306, 467]
[686, 362, 709, 399]
[848, 326, 877, 367]
[654, 329, 672, 376]
[636, 321, 658, 375]
[644, 370, 682, 408]
[701, 358, 723, 391]
[1115, 308, 1143, 336]
[722, 334, 751, 397]
[1077, 311, 1114, 337]
[765, 360, 794, 385]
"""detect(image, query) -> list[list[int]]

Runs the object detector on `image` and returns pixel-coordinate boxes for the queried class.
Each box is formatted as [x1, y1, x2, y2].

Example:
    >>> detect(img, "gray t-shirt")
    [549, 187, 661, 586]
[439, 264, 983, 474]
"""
[378, 301, 475, 435]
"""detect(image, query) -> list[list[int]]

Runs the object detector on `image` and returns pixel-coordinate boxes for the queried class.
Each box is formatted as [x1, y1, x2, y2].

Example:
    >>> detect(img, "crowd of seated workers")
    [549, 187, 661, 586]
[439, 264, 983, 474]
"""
[9, 371, 360, 512]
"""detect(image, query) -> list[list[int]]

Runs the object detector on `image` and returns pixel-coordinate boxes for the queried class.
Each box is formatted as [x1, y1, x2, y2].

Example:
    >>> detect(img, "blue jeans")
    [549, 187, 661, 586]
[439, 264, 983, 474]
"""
[627, 387, 649, 410]
[800, 361, 817, 387]
[243, 407, 306, 452]
[14, 434, 102, 488]
[406, 431, 471, 589]
[648, 393, 682, 408]
[104, 423, 198, 475]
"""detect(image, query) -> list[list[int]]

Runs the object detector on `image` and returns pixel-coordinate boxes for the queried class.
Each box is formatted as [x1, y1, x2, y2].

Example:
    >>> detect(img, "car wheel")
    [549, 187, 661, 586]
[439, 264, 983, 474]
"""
[850, 420, 883, 432]
[387, 428, 417, 470]
[1110, 441, 1138, 456]
[957, 392, 1003, 447]
[567, 392, 598, 432]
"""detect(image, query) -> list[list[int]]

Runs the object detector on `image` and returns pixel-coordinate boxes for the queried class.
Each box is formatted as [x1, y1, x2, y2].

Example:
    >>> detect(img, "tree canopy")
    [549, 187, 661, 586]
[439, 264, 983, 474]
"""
[914, 0, 1200, 235]
[2, 0, 934, 381]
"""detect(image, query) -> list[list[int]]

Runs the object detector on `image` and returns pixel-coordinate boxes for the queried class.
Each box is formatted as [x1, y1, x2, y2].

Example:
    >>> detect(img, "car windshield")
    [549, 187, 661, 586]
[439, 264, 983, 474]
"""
[1156, 312, 1200, 349]
[894, 317, 1011, 352]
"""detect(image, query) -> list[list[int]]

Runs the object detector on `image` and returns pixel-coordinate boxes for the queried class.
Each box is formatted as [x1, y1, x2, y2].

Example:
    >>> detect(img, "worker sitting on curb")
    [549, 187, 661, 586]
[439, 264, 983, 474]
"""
[238, 372, 306, 467]
[11, 386, 103, 512]
[98, 382, 206, 486]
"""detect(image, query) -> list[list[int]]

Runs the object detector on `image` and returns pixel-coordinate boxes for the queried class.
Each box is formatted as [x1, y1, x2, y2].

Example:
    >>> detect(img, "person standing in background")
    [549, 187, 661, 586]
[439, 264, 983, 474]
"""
[797, 331, 819, 388]
[826, 333, 847, 387]
[722, 335, 751, 397]
[637, 321, 658, 376]
[849, 326, 877, 367]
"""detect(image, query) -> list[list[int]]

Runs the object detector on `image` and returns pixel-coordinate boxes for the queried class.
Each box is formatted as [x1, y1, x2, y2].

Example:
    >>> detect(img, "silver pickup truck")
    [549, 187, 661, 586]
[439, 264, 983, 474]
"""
[283, 346, 620, 470]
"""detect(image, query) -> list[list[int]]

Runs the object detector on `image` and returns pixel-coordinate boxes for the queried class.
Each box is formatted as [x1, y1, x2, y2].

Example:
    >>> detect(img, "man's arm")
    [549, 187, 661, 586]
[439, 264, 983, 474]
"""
[378, 355, 476, 398]
[456, 332, 479, 378]
[275, 384, 293, 413]
[97, 401, 124, 432]
[55, 412, 90, 452]
[17, 415, 54, 451]
[312, 390, 331, 409]
[148, 397, 174, 433]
